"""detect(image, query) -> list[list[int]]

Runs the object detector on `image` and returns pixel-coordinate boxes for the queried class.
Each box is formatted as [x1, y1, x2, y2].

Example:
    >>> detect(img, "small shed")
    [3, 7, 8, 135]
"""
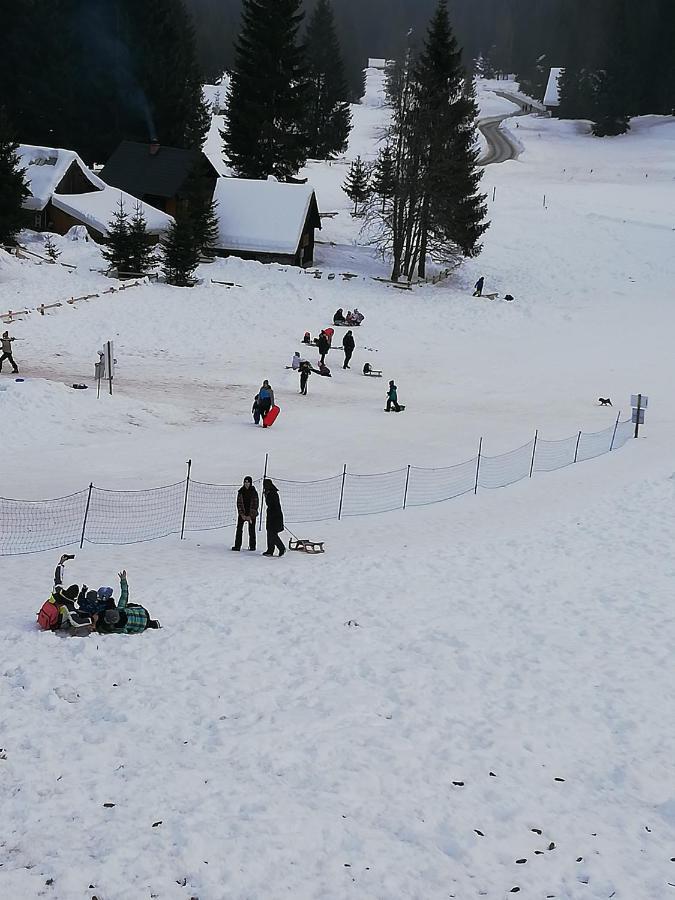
[212, 177, 321, 267]
[17, 144, 172, 240]
[544, 67, 563, 113]
[100, 141, 219, 217]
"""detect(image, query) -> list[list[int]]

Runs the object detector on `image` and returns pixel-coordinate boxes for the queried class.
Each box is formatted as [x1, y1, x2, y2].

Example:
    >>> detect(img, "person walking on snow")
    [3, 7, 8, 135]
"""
[258, 380, 274, 425]
[262, 479, 286, 557]
[299, 359, 311, 395]
[232, 475, 259, 551]
[317, 331, 330, 365]
[343, 330, 355, 369]
[473, 276, 484, 297]
[386, 380, 401, 412]
[0, 331, 19, 373]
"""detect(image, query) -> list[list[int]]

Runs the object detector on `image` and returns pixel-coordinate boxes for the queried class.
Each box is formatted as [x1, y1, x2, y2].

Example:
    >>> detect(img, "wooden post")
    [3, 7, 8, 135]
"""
[403, 465, 411, 509]
[573, 430, 582, 463]
[634, 394, 642, 439]
[180, 459, 192, 540]
[492, 186, 496, 202]
[474, 438, 482, 495]
[338, 464, 347, 520]
[609, 412, 621, 450]
[106, 340, 114, 396]
[529, 430, 538, 477]
[80, 483, 93, 549]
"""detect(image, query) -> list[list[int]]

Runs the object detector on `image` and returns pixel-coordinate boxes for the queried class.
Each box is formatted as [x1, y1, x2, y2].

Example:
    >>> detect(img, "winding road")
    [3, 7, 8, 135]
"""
[478, 91, 543, 165]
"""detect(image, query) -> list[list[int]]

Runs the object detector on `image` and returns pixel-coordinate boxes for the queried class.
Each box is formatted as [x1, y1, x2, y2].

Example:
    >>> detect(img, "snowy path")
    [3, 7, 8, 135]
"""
[478, 91, 533, 165]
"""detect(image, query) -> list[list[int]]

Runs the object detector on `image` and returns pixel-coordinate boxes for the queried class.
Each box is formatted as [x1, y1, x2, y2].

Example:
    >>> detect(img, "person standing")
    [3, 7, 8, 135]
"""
[343, 330, 355, 369]
[258, 380, 275, 425]
[317, 330, 329, 365]
[386, 380, 401, 412]
[299, 359, 311, 395]
[473, 276, 484, 297]
[0, 331, 19, 373]
[262, 479, 285, 557]
[232, 476, 259, 551]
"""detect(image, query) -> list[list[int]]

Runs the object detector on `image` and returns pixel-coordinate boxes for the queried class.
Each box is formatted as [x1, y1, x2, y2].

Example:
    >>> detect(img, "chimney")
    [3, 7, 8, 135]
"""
[149, 141, 160, 156]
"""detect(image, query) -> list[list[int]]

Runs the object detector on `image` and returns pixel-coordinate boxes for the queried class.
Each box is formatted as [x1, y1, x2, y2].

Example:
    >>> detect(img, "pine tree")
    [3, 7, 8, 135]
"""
[413, 0, 488, 274]
[102, 199, 133, 274]
[127, 203, 157, 274]
[44, 235, 61, 262]
[223, 0, 309, 179]
[191, 200, 220, 257]
[371, 144, 396, 212]
[592, 0, 631, 136]
[162, 216, 200, 286]
[342, 156, 370, 215]
[304, 0, 352, 159]
[0, 110, 30, 246]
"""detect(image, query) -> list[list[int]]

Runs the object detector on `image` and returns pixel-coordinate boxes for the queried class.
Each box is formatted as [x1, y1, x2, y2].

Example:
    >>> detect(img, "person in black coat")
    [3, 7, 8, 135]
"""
[333, 308, 346, 325]
[342, 330, 355, 369]
[299, 359, 311, 395]
[317, 330, 330, 365]
[262, 478, 285, 557]
[232, 476, 259, 551]
[473, 276, 484, 297]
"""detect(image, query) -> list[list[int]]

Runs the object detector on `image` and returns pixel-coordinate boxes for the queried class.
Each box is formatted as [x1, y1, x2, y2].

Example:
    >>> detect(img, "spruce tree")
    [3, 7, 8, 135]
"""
[191, 200, 220, 257]
[413, 0, 488, 273]
[162, 216, 200, 286]
[128, 203, 157, 274]
[44, 235, 61, 262]
[0, 110, 30, 246]
[223, 0, 310, 179]
[371, 144, 396, 212]
[342, 156, 370, 215]
[592, 0, 631, 136]
[102, 199, 133, 274]
[304, 0, 352, 159]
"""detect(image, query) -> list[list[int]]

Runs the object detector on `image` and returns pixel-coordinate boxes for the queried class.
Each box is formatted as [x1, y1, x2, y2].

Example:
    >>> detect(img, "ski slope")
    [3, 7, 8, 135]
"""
[2, 71, 675, 900]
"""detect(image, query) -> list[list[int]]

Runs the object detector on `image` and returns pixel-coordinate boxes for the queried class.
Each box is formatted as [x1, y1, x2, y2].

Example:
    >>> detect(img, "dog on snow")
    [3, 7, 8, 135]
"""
[598, 397, 612, 406]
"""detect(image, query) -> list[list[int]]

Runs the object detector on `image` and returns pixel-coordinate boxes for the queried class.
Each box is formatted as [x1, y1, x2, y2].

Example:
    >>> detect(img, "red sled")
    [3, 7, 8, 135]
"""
[263, 405, 280, 428]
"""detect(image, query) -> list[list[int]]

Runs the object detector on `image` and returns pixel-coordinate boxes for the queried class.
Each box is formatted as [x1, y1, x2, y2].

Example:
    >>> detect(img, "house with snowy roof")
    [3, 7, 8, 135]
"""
[544, 67, 563, 113]
[212, 177, 321, 268]
[17, 144, 173, 241]
[100, 141, 219, 218]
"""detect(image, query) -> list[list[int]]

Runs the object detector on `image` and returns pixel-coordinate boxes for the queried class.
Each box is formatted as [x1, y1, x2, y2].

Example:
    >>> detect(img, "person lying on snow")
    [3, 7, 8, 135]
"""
[93, 570, 161, 634]
[37, 554, 100, 633]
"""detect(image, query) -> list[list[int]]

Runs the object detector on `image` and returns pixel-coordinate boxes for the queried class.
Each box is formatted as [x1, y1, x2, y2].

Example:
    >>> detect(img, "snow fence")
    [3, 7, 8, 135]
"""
[0, 417, 635, 555]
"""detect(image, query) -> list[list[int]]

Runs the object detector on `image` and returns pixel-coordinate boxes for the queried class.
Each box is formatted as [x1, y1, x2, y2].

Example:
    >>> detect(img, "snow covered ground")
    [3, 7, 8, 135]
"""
[2, 71, 675, 899]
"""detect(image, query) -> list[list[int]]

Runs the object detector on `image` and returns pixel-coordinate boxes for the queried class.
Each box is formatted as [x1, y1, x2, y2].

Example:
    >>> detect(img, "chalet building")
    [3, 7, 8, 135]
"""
[100, 141, 219, 217]
[17, 144, 172, 241]
[212, 177, 322, 268]
[544, 67, 563, 114]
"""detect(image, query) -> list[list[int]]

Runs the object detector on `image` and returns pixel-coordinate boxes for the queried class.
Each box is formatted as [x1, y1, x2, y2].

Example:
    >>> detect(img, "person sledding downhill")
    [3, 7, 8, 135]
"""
[94, 570, 160, 634]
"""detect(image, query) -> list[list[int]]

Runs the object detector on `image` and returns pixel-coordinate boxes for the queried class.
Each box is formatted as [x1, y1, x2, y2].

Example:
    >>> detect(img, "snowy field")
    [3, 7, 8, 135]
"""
[2, 71, 675, 899]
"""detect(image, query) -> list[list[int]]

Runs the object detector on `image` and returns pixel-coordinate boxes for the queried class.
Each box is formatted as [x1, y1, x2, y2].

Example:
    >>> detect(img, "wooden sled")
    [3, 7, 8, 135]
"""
[289, 539, 325, 554]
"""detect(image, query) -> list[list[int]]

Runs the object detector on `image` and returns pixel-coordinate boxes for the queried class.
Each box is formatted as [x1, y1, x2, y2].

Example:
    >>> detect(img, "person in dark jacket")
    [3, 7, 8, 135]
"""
[252, 394, 261, 425]
[299, 359, 311, 395]
[94, 570, 160, 633]
[386, 380, 401, 412]
[317, 331, 330, 365]
[343, 330, 355, 369]
[0, 331, 19, 373]
[258, 380, 275, 424]
[473, 276, 485, 297]
[333, 308, 346, 325]
[232, 476, 259, 551]
[262, 478, 285, 557]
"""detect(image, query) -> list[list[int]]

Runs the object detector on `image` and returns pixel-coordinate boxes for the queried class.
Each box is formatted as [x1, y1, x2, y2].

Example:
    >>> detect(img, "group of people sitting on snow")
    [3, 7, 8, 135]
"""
[333, 308, 364, 327]
[37, 554, 161, 635]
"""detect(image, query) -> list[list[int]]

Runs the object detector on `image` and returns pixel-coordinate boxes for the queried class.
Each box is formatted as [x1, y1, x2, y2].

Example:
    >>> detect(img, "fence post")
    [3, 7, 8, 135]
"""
[609, 412, 621, 451]
[80, 482, 93, 549]
[180, 459, 192, 540]
[258, 452, 268, 533]
[634, 394, 642, 439]
[573, 430, 582, 463]
[529, 430, 538, 478]
[403, 465, 411, 509]
[338, 464, 347, 520]
[474, 438, 483, 495]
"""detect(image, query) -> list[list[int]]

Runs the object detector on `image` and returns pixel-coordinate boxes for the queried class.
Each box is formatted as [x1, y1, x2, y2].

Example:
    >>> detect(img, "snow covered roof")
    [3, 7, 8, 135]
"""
[17, 145, 97, 211]
[368, 58, 387, 70]
[213, 177, 321, 256]
[544, 68, 563, 107]
[52, 190, 172, 236]
[17, 144, 172, 235]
